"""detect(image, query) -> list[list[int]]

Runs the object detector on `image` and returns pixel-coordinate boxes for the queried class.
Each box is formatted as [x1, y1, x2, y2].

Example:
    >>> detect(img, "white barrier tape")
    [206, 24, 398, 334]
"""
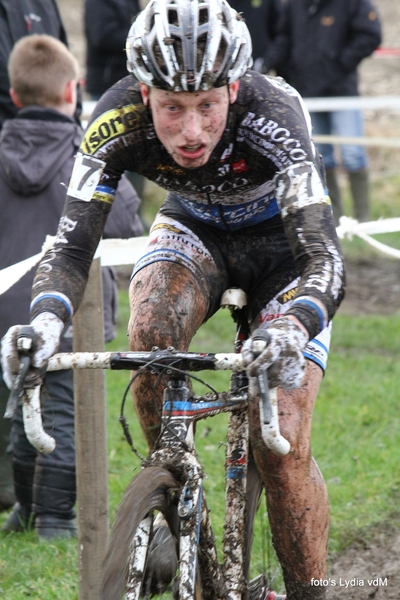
[93, 236, 149, 266]
[0, 235, 149, 297]
[313, 134, 400, 148]
[336, 216, 400, 260]
[303, 95, 400, 112]
[2, 217, 400, 298]
[0, 235, 56, 296]
[336, 216, 400, 237]
[374, 48, 400, 58]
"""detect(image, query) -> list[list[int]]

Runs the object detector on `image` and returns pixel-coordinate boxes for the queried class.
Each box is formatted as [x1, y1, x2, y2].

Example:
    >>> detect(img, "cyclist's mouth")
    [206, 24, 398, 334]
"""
[177, 144, 206, 159]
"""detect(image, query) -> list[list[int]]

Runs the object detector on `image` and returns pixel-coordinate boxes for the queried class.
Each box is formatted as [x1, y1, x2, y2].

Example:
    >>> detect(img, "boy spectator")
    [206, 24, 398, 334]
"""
[0, 34, 143, 537]
[0, 0, 82, 130]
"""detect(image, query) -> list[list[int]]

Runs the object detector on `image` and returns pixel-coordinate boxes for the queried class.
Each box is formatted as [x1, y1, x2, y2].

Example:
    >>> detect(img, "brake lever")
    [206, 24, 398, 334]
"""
[250, 328, 290, 455]
[4, 326, 36, 420]
[251, 329, 271, 424]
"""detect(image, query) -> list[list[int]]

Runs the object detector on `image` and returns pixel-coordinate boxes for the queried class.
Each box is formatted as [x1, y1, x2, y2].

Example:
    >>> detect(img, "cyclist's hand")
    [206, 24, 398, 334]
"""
[242, 317, 309, 389]
[1, 312, 64, 389]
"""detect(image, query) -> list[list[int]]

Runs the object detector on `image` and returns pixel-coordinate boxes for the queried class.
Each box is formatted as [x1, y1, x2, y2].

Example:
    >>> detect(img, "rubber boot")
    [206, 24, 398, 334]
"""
[1, 459, 35, 532]
[0, 382, 15, 511]
[348, 168, 370, 222]
[33, 461, 77, 539]
[0, 446, 15, 511]
[325, 168, 344, 226]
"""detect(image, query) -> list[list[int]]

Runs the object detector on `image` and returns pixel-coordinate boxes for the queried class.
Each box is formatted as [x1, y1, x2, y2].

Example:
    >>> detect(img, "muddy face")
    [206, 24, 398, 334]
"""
[140, 82, 239, 169]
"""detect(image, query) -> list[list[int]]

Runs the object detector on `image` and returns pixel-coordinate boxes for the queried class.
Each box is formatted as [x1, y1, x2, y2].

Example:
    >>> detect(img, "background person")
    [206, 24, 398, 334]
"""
[274, 0, 382, 224]
[84, 0, 141, 101]
[0, 34, 143, 538]
[84, 0, 147, 213]
[1, 1, 346, 596]
[228, 0, 284, 73]
[0, 0, 82, 131]
[0, 0, 84, 511]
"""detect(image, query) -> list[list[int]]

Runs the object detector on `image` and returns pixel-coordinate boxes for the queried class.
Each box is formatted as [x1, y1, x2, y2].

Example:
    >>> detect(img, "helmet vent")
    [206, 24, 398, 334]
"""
[168, 9, 179, 26]
[152, 41, 169, 76]
[199, 8, 209, 25]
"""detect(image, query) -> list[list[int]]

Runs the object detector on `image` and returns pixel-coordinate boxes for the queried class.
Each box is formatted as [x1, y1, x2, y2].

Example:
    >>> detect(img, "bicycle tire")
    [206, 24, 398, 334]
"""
[100, 466, 181, 600]
[101, 460, 273, 600]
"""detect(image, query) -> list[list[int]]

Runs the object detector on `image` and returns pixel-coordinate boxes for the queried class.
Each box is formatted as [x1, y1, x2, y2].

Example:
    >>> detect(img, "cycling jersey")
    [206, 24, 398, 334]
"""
[30, 70, 345, 342]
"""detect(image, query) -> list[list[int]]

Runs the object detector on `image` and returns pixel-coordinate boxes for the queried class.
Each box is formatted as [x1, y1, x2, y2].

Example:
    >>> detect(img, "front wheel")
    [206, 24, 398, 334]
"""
[100, 466, 181, 600]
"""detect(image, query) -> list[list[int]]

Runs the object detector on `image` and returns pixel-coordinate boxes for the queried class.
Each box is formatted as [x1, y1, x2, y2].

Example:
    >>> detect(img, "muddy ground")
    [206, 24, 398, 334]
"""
[57, 1, 400, 597]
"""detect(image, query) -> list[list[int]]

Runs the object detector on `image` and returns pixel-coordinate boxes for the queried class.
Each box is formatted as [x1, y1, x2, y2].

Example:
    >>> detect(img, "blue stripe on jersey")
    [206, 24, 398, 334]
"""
[95, 184, 116, 195]
[175, 193, 279, 230]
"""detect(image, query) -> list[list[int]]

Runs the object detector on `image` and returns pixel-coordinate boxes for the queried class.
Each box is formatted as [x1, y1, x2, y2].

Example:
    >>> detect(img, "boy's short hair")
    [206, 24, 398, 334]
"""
[8, 34, 79, 108]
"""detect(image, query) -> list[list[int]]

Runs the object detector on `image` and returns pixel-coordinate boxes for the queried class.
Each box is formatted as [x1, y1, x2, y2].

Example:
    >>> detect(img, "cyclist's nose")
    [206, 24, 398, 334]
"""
[181, 110, 203, 141]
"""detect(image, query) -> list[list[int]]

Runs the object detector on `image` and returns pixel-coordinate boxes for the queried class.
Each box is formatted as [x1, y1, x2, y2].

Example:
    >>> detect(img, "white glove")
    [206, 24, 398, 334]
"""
[242, 317, 309, 390]
[1, 312, 64, 390]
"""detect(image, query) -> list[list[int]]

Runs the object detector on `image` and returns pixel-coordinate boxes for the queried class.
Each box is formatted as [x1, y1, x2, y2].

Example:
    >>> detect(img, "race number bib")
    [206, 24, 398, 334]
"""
[67, 152, 106, 201]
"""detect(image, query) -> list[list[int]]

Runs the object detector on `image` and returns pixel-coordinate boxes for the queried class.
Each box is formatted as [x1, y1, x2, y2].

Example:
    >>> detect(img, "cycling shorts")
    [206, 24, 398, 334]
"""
[131, 207, 331, 371]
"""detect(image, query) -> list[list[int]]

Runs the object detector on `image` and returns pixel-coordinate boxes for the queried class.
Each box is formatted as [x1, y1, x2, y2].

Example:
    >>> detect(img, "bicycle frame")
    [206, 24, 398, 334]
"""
[124, 376, 251, 599]
[15, 289, 290, 599]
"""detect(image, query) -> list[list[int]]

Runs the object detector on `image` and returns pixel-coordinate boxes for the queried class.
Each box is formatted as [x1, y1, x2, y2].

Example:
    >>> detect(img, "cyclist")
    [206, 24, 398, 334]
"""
[1, 1, 345, 598]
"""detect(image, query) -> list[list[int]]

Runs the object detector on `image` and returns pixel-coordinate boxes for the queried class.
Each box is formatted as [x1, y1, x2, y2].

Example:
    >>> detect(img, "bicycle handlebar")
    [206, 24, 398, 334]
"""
[21, 349, 291, 457]
[22, 387, 56, 454]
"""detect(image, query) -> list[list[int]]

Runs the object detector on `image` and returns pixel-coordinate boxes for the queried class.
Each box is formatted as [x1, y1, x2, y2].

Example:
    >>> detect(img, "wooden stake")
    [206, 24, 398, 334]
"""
[73, 258, 109, 599]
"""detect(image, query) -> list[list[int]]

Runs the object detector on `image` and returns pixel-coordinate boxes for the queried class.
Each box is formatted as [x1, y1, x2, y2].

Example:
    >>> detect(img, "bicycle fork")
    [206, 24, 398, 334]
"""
[224, 409, 251, 600]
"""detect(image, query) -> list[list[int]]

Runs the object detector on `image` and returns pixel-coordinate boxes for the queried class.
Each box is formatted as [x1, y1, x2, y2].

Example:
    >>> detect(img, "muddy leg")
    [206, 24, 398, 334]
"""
[128, 262, 208, 448]
[249, 361, 329, 600]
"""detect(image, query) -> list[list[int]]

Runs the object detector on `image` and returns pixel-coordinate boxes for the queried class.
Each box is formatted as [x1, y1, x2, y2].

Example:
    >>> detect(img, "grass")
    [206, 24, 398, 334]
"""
[2, 171, 400, 597]
[2, 297, 400, 598]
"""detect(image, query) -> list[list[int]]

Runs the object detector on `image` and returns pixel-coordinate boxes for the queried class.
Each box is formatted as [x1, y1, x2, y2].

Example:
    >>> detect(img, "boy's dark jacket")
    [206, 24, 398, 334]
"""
[0, 107, 143, 349]
[274, 0, 382, 97]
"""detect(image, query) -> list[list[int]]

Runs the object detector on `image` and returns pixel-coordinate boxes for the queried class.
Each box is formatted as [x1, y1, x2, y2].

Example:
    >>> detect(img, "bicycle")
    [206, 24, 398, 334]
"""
[10, 288, 289, 600]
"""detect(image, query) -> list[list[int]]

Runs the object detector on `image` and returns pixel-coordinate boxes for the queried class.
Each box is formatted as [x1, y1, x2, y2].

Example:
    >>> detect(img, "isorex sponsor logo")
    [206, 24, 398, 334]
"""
[240, 112, 307, 161]
[82, 105, 145, 154]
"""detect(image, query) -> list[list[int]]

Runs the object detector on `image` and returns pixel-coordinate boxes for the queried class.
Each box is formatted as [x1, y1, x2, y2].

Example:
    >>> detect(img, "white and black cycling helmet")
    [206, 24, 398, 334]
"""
[126, 0, 252, 92]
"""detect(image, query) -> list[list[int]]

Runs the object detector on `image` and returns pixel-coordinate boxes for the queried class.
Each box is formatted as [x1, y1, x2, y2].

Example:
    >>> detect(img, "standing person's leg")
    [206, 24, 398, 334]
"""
[128, 261, 209, 448]
[333, 109, 370, 222]
[4, 370, 76, 538]
[2, 392, 38, 532]
[311, 111, 343, 225]
[0, 372, 15, 511]
[33, 369, 77, 539]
